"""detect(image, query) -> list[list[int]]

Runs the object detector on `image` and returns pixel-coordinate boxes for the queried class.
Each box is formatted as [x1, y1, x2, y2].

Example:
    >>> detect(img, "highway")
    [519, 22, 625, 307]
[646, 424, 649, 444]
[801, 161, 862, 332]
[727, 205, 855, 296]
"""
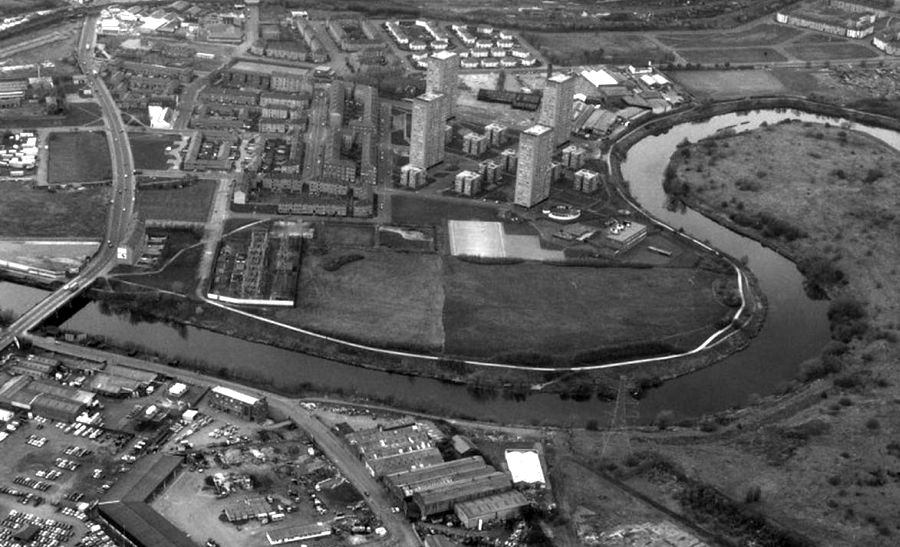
[0, 15, 136, 350]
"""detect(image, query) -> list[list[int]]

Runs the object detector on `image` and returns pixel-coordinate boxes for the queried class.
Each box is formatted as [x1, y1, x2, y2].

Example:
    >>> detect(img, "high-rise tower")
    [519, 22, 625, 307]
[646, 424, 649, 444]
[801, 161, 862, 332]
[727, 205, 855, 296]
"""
[514, 124, 554, 208]
[426, 51, 459, 121]
[409, 92, 446, 169]
[538, 73, 574, 147]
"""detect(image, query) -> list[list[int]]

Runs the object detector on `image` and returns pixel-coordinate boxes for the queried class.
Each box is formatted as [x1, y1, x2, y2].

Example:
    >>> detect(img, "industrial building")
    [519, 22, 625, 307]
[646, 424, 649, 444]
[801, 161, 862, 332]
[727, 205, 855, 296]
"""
[454, 490, 529, 529]
[412, 472, 512, 518]
[426, 51, 459, 120]
[538, 74, 574, 147]
[97, 454, 192, 547]
[514, 124, 554, 208]
[266, 523, 332, 545]
[384, 456, 491, 501]
[409, 92, 446, 169]
[5, 355, 60, 378]
[0, 375, 94, 423]
[208, 386, 268, 422]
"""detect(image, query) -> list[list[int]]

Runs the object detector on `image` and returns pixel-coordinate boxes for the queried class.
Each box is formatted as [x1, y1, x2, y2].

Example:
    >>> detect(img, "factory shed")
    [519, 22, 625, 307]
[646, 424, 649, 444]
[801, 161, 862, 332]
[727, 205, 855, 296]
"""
[413, 472, 512, 517]
[454, 490, 528, 529]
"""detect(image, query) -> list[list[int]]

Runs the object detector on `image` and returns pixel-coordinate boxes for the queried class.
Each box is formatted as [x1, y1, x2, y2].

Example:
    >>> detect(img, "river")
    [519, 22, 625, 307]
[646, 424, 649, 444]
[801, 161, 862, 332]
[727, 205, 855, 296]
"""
[6, 109, 898, 426]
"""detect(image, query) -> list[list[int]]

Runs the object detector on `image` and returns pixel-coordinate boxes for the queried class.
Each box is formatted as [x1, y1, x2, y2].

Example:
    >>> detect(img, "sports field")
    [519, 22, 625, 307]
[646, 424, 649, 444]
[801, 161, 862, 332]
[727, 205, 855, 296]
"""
[672, 70, 787, 99]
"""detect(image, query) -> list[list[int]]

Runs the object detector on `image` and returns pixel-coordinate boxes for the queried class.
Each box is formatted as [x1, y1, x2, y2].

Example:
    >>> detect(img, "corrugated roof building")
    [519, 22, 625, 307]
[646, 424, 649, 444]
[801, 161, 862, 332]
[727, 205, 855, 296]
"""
[454, 490, 528, 529]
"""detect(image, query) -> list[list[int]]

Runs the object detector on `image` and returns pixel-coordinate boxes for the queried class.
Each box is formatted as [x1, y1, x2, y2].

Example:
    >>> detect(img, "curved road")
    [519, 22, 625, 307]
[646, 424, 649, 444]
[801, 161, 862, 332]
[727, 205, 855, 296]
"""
[0, 15, 136, 350]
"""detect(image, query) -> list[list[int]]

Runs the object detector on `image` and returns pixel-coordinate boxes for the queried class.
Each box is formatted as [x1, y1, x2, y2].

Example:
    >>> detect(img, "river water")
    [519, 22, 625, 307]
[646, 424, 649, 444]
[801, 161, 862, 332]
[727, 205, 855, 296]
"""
[5, 109, 897, 425]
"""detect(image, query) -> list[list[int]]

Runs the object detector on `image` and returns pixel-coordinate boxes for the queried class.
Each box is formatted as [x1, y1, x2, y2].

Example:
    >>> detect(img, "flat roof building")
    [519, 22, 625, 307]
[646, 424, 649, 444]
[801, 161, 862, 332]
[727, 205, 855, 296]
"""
[368, 447, 444, 478]
[426, 51, 459, 120]
[410, 92, 446, 170]
[539, 74, 574, 147]
[514, 124, 554, 208]
[208, 386, 268, 422]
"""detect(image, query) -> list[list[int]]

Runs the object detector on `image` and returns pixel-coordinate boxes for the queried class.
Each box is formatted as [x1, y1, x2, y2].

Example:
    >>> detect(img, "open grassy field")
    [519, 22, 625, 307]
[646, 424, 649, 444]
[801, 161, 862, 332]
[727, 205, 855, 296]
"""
[0, 102, 104, 128]
[784, 43, 879, 61]
[441, 259, 730, 361]
[611, 122, 900, 544]
[523, 32, 674, 65]
[672, 70, 787, 99]
[0, 182, 107, 237]
[679, 47, 786, 65]
[390, 194, 500, 225]
[136, 180, 216, 222]
[47, 131, 111, 184]
[129, 133, 179, 170]
[0, 0, 63, 16]
[669, 121, 900, 329]
[113, 229, 203, 294]
[273, 250, 445, 352]
[658, 24, 801, 48]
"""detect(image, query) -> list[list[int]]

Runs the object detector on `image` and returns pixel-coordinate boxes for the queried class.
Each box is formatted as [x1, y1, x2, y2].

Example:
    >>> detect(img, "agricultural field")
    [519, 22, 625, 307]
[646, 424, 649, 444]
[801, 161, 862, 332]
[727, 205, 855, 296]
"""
[129, 133, 181, 170]
[47, 131, 111, 184]
[135, 179, 216, 222]
[0, 182, 107, 237]
[441, 259, 731, 363]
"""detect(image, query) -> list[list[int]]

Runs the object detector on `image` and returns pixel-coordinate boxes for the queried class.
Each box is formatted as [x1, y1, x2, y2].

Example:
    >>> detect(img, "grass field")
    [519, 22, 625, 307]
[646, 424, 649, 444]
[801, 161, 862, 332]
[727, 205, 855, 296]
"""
[679, 47, 786, 65]
[318, 222, 375, 248]
[47, 131, 111, 184]
[659, 121, 900, 547]
[441, 259, 729, 361]
[0, 0, 63, 16]
[136, 180, 216, 222]
[390, 194, 500, 225]
[0, 182, 107, 237]
[672, 70, 786, 98]
[274, 250, 446, 352]
[129, 133, 179, 170]
[523, 31, 674, 65]
[0, 102, 104, 128]
[114, 229, 203, 294]
[658, 24, 800, 48]
[784, 43, 879, 61]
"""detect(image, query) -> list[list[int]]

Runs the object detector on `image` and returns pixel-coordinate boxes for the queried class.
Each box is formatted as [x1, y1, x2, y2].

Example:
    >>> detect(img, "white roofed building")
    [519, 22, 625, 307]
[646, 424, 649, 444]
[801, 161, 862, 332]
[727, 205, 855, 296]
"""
[208, 386, 268, 422]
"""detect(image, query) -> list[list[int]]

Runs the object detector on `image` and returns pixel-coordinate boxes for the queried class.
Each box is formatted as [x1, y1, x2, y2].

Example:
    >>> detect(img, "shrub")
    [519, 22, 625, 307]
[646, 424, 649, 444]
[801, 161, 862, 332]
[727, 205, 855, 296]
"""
[585, 419, 599, 431]
[862, 168, 884, 184]
[865, 418, 880, 431]
[828, 297, 869, 343]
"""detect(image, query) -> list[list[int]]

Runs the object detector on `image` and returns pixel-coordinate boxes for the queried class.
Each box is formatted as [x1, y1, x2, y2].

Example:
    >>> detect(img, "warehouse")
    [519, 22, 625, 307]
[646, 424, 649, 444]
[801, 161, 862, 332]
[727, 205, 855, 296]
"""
[97, 454, 191, 547]
[412, 472, 512, 518]
[0, 375, 94, 422]
[384, 456, 489, 500]
[208, 386, 268, 421]
[265, 523, 332, 545]
[367, 447, 444, 478]
[454, 491, 528, 529]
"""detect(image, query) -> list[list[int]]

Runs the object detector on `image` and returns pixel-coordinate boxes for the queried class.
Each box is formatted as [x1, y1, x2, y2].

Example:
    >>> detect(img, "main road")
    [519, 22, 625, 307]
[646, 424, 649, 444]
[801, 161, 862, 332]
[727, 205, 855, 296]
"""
[0, 14, 136, 349]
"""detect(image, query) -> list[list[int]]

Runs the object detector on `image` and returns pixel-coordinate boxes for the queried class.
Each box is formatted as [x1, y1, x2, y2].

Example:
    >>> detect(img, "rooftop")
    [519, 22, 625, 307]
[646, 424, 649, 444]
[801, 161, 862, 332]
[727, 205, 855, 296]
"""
[99, 502, 196, 547]
[523, 124, 552, 137]
[417, 91, 445, 102]
[101, 454, 184, 503]
[548, 73, 573, 83]
[211, 385, 261, 406]
[432, 50, 457, 60]
[455, 490, 528, 519]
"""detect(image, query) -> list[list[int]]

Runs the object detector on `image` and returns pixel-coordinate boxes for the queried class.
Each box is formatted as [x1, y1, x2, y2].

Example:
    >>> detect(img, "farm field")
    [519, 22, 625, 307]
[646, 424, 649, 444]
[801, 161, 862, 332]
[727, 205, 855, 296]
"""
[47, 131, 111, 184]
[441, 259, 731, 363]
[135, 180, 216, 222]
[0, 182, 107, 237]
